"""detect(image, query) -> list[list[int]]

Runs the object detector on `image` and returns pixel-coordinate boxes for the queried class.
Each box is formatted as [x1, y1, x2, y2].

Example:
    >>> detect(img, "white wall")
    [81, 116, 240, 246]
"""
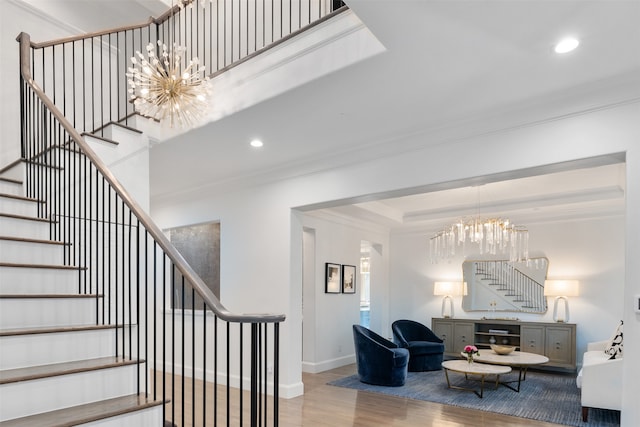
[1, 0, 131, 167]
[152, 100, 640, 426]
[0, 0, 78, 167]
[300, 214, 389, 373]
[389, 216, 625, 360]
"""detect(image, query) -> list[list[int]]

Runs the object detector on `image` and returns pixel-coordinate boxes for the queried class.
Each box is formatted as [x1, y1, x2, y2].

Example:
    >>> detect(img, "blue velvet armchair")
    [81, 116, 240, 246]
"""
[352, 325, 409, 387]
[392, 319, 445, 371]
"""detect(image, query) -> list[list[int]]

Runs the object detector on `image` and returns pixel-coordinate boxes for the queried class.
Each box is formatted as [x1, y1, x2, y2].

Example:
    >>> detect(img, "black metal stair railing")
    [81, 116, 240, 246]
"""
[14, 1, 351, 424]
[18, 30, 285, 427]
[23, 0, 348, 138]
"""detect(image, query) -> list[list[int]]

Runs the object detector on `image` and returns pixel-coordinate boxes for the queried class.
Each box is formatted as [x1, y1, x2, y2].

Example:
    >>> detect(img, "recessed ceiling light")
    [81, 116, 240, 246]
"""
[554, 37, 579, 54]
[250, 139, 263, 148]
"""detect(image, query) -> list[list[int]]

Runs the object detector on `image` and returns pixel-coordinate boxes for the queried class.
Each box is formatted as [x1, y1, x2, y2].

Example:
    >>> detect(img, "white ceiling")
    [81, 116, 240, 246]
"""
[308, 161, 626, 233]
[36, 0, 639, 230]
[153, 1, 636, 230]
[148, 0, 639, 195]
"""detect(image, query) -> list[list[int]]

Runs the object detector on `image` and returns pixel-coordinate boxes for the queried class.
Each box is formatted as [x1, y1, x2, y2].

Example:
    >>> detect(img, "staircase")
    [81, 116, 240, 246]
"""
[0, 167, 164, 425]
[474, 260, 547, 312]
[0, 0, 352, 424]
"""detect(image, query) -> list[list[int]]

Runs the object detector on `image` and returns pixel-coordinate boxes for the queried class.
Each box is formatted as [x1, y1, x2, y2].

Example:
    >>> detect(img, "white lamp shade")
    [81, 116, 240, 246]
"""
[544, 280, 579, 297]
[433, 281, 463, 296]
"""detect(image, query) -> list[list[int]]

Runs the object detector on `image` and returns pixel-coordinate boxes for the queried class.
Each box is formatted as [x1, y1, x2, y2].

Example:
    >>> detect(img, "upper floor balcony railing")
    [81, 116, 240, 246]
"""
[23, 0, 347, 136]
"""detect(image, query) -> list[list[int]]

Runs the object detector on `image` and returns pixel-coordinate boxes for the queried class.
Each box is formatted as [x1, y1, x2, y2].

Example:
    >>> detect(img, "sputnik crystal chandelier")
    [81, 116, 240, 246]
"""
[429, 217, 529, 264]
[127, 0, 211, 127]
[127, 41, 210, 127]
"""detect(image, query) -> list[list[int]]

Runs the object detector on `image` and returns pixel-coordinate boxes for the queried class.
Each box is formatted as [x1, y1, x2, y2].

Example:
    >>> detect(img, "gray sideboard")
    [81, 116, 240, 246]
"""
[431, 317, 576, 371]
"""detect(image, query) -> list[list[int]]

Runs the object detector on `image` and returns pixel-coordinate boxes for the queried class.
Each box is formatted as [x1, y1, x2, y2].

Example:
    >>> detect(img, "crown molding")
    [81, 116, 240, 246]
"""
[8, 0, 84, 36]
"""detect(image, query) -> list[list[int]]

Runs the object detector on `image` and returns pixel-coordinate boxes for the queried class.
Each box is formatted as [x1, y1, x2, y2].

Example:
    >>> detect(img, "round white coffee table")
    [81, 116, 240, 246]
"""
[474, 350, 549, 392]
[441, 359, 512, 398]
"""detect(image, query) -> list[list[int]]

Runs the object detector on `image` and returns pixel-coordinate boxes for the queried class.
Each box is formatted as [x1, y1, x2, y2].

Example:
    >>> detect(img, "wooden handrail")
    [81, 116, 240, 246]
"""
[20, 1, 192, 49]
[17, 31, 285, 324]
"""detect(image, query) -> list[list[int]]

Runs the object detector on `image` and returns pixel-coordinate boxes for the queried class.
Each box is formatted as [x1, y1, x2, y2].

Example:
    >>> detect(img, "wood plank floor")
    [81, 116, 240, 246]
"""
[279, 364, 564, 427]
[159, 364, 565, 426]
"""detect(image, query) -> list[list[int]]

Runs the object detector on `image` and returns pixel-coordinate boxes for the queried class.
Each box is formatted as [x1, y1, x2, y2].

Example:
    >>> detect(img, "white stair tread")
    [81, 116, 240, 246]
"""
[0, 236, 65, 245]
[0, 262, 81, 270]
[0, 356, 139, 385]
[0, 193, 39, 202]
[0, 212, 48, 222]
[0, 324, 117, 337]
[0, 393, 164, 427]
[0, 294, 99, 299]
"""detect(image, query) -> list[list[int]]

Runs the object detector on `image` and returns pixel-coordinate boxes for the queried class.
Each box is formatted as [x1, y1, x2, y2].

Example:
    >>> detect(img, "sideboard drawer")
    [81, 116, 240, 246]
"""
[521, 325, 545, 355]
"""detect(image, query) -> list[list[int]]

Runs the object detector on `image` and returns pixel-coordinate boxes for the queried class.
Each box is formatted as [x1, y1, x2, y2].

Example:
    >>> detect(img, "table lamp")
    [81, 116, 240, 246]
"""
[544, 280, 579, 322]
[434, 281, 463, 318]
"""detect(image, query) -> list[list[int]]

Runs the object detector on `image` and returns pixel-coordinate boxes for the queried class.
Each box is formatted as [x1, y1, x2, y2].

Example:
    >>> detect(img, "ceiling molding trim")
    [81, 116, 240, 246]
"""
[354, 201, 404, 224]
[303, 210, 391, 235]
[8, 0, 86, 36]
[402, 185, 625, 223]
[391, 207, 625, 237]
[8, 0, 121, 55]
[152, 96, 634, 204]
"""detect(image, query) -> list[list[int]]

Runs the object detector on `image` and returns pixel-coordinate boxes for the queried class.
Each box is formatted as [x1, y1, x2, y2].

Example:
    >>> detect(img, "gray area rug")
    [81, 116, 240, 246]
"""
[328, 369, 620, 426]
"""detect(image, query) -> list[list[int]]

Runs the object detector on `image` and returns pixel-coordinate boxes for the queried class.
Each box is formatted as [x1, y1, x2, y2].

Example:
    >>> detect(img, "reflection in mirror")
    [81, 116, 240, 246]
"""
[462, 258, 549, 313]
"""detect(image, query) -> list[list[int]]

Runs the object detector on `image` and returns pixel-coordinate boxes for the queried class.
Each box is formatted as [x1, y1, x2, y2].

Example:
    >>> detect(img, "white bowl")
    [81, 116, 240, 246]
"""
[490, 344, 515, 355]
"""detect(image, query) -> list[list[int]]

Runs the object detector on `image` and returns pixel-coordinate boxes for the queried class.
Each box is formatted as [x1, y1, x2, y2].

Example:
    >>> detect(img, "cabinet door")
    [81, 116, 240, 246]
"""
[432, 320, 454, 353]
[521, 325, 544, 355]
[545, 326, 575, 367]
[453, 322, 475, 353]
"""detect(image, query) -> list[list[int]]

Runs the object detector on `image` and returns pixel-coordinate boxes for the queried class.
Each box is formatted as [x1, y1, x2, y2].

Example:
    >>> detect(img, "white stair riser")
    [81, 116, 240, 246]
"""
[0, 239, 64, 265]
[101, 123, 143, 144]
[0, 216, 50, 239]
[0, 163, 24, 182]
[0, 364, 139, 421]
[0, 181, 22, 196]
[0, 266, 79, 293]
[80, 405, 163, 427]
[0, 298, 98, 329]
[0, 329, 117, 370]
[0, 196, 39, 217]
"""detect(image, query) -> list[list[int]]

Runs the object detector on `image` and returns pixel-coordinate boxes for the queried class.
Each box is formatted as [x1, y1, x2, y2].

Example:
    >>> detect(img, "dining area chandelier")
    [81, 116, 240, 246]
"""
[429, 217, 529, 264]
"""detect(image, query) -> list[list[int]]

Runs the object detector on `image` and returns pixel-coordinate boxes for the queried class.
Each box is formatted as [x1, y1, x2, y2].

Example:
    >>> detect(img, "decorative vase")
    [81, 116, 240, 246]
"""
[466, 354, 474, 364]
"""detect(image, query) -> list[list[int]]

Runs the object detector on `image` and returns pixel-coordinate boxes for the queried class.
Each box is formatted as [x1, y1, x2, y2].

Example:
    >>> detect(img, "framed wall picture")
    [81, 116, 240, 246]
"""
[342, 264, 356, 294]
[325, 262, 341, 293]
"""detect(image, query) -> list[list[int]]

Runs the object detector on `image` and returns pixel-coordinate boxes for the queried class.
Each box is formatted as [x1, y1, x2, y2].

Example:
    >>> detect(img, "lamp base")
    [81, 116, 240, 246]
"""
[441, 295, 454, 318]
[552, 296, 570, 323]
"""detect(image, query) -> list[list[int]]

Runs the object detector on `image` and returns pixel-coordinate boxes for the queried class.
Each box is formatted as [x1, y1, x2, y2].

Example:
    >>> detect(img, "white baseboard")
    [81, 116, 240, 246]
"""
[302, 354, 355, 374]
[153, 360, 304, 398]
